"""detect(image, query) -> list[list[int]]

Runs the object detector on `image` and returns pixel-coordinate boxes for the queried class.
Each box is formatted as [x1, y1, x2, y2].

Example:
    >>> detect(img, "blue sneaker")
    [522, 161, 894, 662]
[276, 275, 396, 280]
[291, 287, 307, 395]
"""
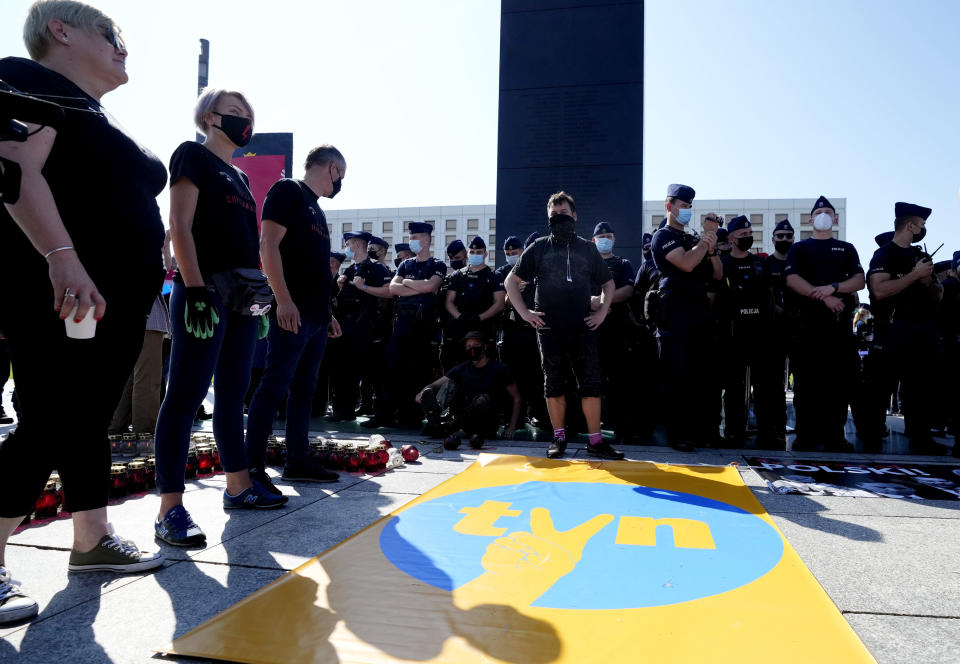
[223, 479, 288, 510]
[154, 506, 206, 547]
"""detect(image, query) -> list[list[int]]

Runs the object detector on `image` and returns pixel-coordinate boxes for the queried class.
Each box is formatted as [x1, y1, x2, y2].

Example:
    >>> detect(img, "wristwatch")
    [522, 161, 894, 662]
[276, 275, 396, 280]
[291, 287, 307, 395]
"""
[831, 282, 839, 294]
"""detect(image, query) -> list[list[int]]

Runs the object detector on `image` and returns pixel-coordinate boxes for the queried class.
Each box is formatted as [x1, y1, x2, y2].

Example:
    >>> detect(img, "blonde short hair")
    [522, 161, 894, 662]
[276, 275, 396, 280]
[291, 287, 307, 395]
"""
[23, 0, 119, 60]
[194, 87, 255, 134]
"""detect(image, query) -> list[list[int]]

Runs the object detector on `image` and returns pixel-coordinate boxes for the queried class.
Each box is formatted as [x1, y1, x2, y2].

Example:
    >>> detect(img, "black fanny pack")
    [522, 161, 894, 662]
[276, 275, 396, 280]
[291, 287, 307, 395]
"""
[209, 268, 274, 316]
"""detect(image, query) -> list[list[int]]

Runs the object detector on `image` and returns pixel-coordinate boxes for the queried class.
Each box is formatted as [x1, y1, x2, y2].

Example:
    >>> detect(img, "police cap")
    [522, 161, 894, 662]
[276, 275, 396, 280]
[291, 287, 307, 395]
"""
[409, 221, 433, 234]
[593, 221, 614, 236]
[811, 195, 835, 214]
[894, 202, 932, 221]
[667, 184, 695, 204]
[394, 242, 411, 253]
[369, 236, 389, 250]
[523, 232, 541, 249]
[774, 219, 794, 233]
[343, 230, 372, 243]
[502, 235, 522, 251]
[446, 239, 466, 256]
[727, 215, 752, 233]
[468, 235, 486, 250]
[330, 251, 346, 263]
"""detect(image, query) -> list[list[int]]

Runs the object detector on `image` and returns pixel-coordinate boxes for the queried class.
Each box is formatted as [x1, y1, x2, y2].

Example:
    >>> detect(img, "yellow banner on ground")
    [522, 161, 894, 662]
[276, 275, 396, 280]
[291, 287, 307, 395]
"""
[167, 454, 876, 663]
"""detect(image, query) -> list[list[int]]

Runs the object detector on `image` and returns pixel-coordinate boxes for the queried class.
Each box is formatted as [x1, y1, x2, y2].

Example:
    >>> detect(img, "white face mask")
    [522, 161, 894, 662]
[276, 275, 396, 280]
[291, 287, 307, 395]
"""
[812, 212, 834, 231]
[506, 254, 519, 265]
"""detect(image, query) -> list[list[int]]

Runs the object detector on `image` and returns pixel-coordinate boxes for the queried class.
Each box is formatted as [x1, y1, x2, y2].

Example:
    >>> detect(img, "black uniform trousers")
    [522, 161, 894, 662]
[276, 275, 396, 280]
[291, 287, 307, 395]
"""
[498, 321, 548, 426]
[885, 319, 938, 441]
[792, 321, 858, 448]
[379, 307, 440, 425]
[658, 293, 714, 446]
[329, 314, 376, 418]
[722, 323, 779, 439]
[596, 312, 635, 438]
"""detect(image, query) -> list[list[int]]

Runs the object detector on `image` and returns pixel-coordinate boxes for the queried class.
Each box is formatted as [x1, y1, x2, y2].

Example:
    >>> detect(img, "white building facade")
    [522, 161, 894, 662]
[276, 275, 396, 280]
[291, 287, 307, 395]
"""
[324, 198, 845, 267]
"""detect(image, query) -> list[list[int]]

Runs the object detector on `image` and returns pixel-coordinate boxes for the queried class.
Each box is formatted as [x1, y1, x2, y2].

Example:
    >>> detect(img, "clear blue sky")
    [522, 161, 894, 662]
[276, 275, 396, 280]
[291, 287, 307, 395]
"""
[2, 0, 958, 270]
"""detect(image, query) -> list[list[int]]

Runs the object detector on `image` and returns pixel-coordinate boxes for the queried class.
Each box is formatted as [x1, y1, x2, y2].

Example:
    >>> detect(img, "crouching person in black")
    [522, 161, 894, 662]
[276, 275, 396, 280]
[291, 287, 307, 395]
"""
[417, 331, 522, 445]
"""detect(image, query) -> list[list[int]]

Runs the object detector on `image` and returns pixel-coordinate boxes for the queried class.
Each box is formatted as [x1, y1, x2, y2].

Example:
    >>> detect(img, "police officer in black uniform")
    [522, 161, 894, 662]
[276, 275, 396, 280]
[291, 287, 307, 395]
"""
[720, 215, 781, 448]
[393, 242, 414, 269]
[939, 251, 960, 457]
[497, 233, 549, 436]
[627, 231, 660, 443]
[650, 184, 722, 452]
[442, 236, 505, 372]
[591, 221, 635, 443]
[867, 202, 947, 454]
[765, 218, 796, 444]
[364, 222, 446, 429]
[785, 195, 865, 452]
[329, 230, 392, 421]
[358, 235, 392, 416]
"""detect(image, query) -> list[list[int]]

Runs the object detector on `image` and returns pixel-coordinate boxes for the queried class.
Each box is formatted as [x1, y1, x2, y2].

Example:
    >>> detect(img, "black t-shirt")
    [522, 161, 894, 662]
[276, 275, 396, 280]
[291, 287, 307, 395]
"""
[169, 141, 259, 279]
[513, 235, 612, 328]
[335, 257, 391, 320]
[938, 277, 960, 343]
[448, 266, 505, 315]
[0, 57, 166, 301]
[261, 179, 332, 322]
[651, 227, 714, 297]
[867, 242, 939, 323]
[395, 256, 447, 309]
[592, 255, 634, 323]
[721, 253, 772, 326]
[446, 359, 515, 403]
[784, 238, 863, 326]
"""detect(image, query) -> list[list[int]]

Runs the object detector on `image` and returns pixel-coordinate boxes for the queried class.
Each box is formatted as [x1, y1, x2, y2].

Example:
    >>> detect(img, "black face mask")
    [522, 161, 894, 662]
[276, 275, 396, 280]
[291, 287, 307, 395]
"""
[450, 259, 466, 270]
[329, 164, 342, 199]
[911, 224, 926, 244]
[212, 112, 252, 147]
[467, 346, 484, 361]
[775, 240, 793, 255]
[548, 213, 576, 245]
[735, 236, 754, 252]
[394, 257, 403, 268]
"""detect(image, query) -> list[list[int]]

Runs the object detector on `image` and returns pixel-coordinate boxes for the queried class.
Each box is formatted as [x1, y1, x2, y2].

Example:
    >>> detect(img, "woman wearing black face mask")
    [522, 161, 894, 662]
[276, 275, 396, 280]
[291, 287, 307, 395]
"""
[154, 88, 286, 548]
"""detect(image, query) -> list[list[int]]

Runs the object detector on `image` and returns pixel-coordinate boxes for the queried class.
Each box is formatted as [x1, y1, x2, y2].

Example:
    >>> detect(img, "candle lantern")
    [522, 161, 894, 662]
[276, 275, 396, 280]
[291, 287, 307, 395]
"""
[128, 460, 148, 492]
[109, 434, 122, 456]
[185, 450, 198, 479]
[145, 456, 157, 487]
[121, 433, 138, 457]
[211, 444, 222, 472]
[401, 444, 419, 462]
[344, 446, 362, 472]
[137, 433, 154, 456]
[195, 445, 214, 475]
[110, 463, 129, 497]
[34, 476, 61, 519]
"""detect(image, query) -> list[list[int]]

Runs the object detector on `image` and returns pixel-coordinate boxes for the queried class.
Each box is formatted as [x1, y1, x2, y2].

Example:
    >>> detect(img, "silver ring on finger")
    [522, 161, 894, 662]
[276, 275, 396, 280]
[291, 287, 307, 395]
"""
[64, 288, 74, 298]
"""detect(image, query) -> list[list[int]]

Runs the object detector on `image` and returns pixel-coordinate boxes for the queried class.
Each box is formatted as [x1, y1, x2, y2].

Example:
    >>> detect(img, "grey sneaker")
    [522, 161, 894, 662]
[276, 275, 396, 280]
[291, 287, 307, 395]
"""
[68, 524, 165, 573]
[0, 565, 38, 624]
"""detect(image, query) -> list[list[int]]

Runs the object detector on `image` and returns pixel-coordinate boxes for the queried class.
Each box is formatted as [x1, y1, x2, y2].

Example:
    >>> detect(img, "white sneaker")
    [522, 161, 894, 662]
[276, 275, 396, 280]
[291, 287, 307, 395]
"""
[0, 565, 39, 624]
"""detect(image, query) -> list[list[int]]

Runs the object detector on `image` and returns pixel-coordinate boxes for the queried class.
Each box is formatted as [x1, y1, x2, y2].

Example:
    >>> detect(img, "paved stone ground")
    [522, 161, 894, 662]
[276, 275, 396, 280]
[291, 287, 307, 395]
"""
[1, 385, 958, 663]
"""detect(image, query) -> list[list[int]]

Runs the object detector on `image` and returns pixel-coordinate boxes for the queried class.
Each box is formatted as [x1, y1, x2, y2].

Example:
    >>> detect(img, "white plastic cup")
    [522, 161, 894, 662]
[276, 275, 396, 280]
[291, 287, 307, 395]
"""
[64, 305, 97, 339]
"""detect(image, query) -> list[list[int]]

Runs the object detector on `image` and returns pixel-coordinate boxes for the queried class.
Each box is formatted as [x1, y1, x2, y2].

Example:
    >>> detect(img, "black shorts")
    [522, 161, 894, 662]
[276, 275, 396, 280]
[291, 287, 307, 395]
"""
[536, 327, 601, 398]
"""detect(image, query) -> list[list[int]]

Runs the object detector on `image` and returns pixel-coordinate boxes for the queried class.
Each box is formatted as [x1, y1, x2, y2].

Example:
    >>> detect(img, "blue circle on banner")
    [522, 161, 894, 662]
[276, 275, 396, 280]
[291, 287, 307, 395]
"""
[380, 481, 784, 609]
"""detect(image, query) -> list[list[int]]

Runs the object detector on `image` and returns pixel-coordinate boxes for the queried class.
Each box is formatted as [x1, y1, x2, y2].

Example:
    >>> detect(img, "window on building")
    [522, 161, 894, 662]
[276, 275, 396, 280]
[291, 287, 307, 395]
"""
[424, 220, 435, 228]
[800, 214, 812, 225]
[446, 219, 457, 230]
[749, 214, 763, 226]
[343, 223, 352, 232]
[446, 235, 457, 246]
[801, 230, 813, 241]
[327, 224, 333, 235]
[382, 221, 393, 232]
[382, 235, 392, 245]
[775, 213, 789, 223]
[467, 218, 479, 230]
[362, 222, 372, 232]
[752, 230, 763, 244]
[403, 221, 412, 232]
[832, 230, 839, 239]
[489, 218, 496, 229]
[651, 215, 664, 230]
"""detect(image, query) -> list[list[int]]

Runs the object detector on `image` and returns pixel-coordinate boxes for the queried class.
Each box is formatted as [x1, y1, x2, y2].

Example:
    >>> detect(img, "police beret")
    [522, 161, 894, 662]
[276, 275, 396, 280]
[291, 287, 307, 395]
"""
[343, 230, 372, 243]
[811, 195, 835, 214]
[934, 260, 953, 274]
[667, 184, 695, 204]
[727, 215, 751, 233]
[875, 231, 895, 247]
[774, 219, 794, 233]
[523, 232, 541, 249]
[446, 239, 466, 255]
[502, 235, 522, 250]
[394, 242, 411, 253]
[468, 235, 486, 250]
[369, 236, 389, 249]
[642, 232, 653, 245]
[716, 228, 729, 242]
[894, 202, 932, 221]
[408, 221, 433, 234]
[460, 330, 486, 345]
[593, 221, 614, 236]
[330, 251, 346, 263]
[954, 250, 960, 270]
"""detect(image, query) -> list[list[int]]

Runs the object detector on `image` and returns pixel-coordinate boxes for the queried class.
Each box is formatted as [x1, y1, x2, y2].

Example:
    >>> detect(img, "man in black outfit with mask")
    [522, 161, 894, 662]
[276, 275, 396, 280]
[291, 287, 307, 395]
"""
[867, 202, 947, 454]
[765, 218, 796, 444]
[505, 191, 620, 460]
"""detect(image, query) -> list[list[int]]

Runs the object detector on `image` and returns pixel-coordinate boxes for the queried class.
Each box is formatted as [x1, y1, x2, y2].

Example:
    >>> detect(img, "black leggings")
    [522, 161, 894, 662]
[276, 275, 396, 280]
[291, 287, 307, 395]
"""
[0, 291, 150, 516]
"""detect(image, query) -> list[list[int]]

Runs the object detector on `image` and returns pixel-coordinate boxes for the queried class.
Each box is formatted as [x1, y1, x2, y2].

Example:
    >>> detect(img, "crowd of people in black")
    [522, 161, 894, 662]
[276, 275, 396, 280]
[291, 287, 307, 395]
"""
[1, 0, 959, 629]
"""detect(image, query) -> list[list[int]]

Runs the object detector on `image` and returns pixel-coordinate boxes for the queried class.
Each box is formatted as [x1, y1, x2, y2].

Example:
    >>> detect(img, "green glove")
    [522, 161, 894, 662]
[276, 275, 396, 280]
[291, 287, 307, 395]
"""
[257, 315, 270, 340]
[184, 287, 220, 340]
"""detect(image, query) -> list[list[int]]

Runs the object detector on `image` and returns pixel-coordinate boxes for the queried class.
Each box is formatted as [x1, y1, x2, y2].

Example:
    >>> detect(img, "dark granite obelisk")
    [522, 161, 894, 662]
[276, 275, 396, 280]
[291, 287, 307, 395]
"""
[495, 0, 643, 266]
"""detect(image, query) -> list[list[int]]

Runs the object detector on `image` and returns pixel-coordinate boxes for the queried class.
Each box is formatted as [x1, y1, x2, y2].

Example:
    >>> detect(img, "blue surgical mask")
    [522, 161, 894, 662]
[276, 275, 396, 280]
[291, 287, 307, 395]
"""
[676, 208, 693, 225]
[344, 246, 355, 261]
[408, 239, 422, 254]
[595, 238, 614, 254]
[468, 253, 484, 266]
[506, 254, 519, 266]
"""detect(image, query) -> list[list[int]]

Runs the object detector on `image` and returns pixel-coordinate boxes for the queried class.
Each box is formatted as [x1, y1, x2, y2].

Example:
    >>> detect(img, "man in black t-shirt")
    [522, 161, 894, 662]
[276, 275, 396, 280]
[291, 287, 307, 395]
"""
[765, 218, 796, 443]
[417, 332, 522, 441]
[785, 195, 865, 453]
[505, 191, 621, 460]
[650, 184, 722, 452]
[365, 222, 447, 429]
[866, 202, 947, 455]
[245, 145, 346, 486]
